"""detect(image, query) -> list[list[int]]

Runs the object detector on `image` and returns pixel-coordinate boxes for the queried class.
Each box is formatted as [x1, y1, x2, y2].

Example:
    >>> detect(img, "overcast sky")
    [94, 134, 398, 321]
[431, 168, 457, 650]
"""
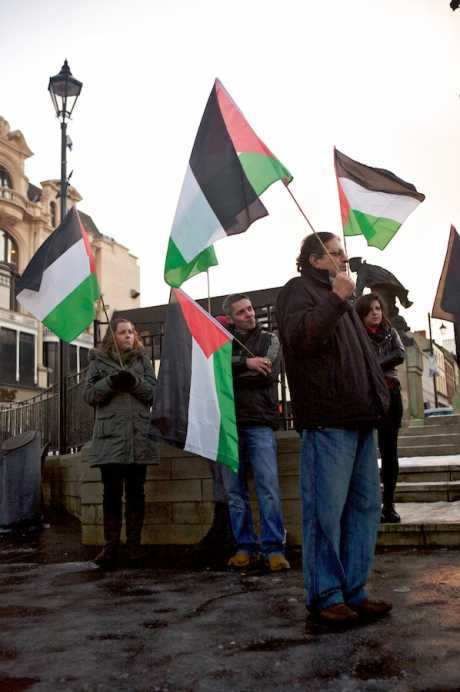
[2, 0, 460, 339]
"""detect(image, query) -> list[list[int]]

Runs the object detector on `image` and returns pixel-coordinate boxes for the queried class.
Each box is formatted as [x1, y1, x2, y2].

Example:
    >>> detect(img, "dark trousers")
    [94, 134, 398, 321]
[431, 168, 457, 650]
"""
[100, 464, 147, 544]
[377, 387, 403, 505]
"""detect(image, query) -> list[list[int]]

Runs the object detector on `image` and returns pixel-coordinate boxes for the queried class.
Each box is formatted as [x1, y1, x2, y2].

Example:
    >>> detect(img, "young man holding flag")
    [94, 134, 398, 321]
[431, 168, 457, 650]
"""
[221, 293, 290, 573]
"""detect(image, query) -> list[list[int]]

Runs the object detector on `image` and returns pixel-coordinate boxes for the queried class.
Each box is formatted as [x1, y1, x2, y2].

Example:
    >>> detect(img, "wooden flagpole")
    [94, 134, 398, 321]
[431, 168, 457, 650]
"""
[283, 181, 341, 274]
[100, 294, 124, 368]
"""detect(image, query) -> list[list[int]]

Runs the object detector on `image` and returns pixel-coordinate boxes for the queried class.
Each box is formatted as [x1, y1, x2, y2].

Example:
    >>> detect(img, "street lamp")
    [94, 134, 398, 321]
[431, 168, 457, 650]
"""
[48, 60, 82, 454]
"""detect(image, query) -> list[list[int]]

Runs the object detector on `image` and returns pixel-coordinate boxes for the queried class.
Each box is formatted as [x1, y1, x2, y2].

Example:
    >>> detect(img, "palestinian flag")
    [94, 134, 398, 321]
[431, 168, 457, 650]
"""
[164, 78, 292, 287]
[334, 148, 425, 250]
[16, 206, 100, 342]
[432, 226, 460, 322]
[149, 288, 238, 472]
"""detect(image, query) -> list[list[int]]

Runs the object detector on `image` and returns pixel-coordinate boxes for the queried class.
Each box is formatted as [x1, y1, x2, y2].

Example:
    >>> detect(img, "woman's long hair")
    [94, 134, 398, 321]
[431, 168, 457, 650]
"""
[99, 318, 143, 356]
[355, 292, 391, 330]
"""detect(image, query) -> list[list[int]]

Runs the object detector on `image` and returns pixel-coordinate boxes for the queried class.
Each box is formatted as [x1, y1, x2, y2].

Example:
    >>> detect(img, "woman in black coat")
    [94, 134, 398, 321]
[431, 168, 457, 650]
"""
[355, 292, 405, 523]
[84, 318, 158, 568]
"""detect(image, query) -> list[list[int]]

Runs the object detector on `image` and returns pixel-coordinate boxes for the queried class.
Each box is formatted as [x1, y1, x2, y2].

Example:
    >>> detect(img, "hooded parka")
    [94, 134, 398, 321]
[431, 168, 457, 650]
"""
[84, 349, 159, 467]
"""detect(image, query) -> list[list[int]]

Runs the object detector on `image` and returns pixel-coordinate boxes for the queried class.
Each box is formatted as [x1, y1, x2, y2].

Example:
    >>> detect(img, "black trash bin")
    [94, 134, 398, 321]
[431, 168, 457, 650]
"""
[0, 431, 42, 528]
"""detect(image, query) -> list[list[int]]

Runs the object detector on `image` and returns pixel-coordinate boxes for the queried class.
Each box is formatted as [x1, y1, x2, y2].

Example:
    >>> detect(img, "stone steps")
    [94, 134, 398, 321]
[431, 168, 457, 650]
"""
[377, 502, 460, 547]
[394, 481, 460, 503]
[397, 416, 460, 456]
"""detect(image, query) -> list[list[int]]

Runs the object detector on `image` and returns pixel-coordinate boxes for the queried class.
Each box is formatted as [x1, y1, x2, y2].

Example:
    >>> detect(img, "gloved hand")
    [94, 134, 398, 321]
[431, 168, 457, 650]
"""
[110, 370, 137, 392]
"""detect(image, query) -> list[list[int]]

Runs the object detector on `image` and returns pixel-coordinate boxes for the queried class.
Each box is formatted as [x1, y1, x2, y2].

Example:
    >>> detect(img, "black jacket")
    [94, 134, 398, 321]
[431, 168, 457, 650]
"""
[276, 265, 389, 431]
[231, 324, 281, 429]
[366, 325, 405, 383]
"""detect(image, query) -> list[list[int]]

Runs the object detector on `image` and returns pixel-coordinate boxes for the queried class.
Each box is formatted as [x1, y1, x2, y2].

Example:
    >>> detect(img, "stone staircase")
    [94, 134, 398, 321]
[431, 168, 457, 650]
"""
[378, 414, 460, 546]
[398, 413, 460, 457]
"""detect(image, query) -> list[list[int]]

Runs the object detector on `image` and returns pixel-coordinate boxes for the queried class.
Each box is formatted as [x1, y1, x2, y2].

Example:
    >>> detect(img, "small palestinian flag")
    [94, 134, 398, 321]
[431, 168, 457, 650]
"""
[432, 226, 460, 322]
[334, 148, 425, 250]
[164, 78, 292, 287]
[16, 206, 100, 342]
[149, 288, 238, 472]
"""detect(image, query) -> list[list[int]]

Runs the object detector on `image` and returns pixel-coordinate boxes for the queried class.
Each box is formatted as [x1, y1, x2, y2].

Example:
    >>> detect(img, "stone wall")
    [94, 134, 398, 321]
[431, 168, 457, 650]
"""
[42, 432, 302, 546]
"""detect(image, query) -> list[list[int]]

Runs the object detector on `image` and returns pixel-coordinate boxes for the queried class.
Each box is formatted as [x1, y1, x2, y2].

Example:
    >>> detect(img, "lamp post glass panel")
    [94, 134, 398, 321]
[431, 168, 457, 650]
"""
[48, 60, 82, 453]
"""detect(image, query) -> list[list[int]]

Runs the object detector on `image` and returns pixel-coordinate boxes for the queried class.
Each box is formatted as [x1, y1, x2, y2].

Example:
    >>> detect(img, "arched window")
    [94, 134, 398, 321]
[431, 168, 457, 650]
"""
[0, 229, 18, 311]
[50, 201, 57, 228]
[0, 166, 12, 189]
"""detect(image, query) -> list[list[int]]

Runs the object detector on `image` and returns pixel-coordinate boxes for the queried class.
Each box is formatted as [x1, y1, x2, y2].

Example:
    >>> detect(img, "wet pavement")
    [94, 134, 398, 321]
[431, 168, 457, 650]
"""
[1, 515, 460, 692]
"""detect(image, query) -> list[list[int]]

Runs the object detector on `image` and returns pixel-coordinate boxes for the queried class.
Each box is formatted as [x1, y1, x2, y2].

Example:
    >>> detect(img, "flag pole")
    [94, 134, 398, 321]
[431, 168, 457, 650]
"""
[100, 295, 124, 368]
[283, 181, 341, 273]
[203, 268, 256, 357]
[206, 269, 212, 314]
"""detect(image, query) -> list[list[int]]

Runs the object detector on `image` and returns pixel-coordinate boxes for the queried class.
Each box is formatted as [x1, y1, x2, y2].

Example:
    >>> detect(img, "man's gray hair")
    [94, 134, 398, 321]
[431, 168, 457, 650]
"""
[222, 293, 251, 316]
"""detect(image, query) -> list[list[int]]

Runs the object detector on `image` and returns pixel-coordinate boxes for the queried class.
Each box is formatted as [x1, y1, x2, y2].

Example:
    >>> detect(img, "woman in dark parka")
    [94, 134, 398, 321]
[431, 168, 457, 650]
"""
[84, 318, 158, 567]
[355, 292, 405, 523]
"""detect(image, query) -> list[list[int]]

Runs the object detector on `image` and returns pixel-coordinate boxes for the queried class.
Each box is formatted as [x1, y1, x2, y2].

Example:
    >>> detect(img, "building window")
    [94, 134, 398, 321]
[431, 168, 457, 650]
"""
[50, 201, 57, 228]
[0, 229, 17, 266]
[43, 341, 57, 386]
[19, 332, 34, 386]
[0, 328, 36, 387]
[0, 166, 12, 189]
[0, 327, 17, 385]
[0, 229, 18, 310]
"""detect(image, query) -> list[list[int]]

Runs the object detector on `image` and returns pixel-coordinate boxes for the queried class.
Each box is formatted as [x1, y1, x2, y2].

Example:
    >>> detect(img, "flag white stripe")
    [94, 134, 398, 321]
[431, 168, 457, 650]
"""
[170, 165, 227, 262]
[184, 338, 221, 460]
[339, 177, 420, 223]
[16, 239, 91, 320]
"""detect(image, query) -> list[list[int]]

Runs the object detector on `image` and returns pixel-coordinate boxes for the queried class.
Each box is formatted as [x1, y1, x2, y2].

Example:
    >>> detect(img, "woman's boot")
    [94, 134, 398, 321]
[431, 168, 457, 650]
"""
[125, 509, 147, 565]
[381, 491, 401, 523]
[94, 513, 121, 568]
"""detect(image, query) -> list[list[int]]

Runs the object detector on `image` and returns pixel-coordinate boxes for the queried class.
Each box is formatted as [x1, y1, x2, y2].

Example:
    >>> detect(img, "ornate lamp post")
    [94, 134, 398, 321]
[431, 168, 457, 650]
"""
[48, 60, 82, 453]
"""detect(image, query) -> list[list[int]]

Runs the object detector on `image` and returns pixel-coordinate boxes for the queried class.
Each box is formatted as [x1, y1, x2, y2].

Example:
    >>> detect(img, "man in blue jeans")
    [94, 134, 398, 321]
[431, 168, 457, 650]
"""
[276, 233, 392, 627]
[222, 293, 290, 573]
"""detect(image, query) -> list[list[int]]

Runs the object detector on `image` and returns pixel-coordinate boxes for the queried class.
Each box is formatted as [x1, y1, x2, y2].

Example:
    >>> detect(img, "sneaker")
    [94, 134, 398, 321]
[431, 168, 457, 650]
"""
[227, 551, 258, 569]
[352, 598, 393, 621]
[265, 553, 291, 572]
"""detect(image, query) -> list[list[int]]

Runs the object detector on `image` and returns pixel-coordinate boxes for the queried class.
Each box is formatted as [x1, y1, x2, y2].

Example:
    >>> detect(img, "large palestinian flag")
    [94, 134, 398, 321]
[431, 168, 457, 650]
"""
[432, 226, 460, 322]
[149, 288, 238, 472]
[334, 148, 425, 250]
[16, 206, 100, 342]
[164, 79, 292, 287]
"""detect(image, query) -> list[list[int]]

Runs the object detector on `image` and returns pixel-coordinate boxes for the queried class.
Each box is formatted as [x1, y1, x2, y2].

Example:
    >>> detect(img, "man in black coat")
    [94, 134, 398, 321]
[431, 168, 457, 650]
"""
[222, 293, 290, 573]
[276, 233, 392, 627]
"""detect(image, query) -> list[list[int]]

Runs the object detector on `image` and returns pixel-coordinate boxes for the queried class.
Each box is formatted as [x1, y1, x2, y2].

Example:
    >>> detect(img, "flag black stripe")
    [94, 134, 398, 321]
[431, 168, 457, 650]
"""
[16, 207, 83, 294]
[149, 292, 192, 448]
[335, 148, 425, 202]
[189, 85, 268, 235]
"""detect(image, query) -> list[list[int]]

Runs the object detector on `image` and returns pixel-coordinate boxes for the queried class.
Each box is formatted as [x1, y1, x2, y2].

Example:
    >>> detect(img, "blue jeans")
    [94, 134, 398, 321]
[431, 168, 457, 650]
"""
[300, 428, 380, 610]
[222, 426, 286, 557]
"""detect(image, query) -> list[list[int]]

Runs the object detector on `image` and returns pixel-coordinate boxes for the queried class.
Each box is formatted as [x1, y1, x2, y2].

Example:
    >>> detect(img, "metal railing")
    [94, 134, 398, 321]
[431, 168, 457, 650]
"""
[0, 369, 94, 454]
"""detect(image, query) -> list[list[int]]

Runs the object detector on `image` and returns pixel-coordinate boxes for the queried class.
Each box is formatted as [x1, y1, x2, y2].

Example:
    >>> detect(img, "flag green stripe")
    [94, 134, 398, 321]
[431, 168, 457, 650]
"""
[238, 152, 292, 197]
[344, 208, 401, 251]
[213, 341, 239, 472]
[43, 273, 100, 342]
[164, 237, 218, 288]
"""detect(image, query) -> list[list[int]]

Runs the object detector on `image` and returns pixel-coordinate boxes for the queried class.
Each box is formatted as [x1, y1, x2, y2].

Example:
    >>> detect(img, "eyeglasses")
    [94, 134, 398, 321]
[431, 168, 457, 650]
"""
[317, 250, 347, 258]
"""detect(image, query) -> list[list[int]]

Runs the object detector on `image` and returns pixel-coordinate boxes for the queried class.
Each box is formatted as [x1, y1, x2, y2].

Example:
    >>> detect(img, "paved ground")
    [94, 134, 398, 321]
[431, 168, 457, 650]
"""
[1, 515, 460, 692]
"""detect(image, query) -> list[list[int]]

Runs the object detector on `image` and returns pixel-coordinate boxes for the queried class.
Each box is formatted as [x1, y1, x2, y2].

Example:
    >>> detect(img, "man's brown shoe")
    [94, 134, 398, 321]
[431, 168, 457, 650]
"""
[312, 603, 359, 626]
[352, 598, 392, 620]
